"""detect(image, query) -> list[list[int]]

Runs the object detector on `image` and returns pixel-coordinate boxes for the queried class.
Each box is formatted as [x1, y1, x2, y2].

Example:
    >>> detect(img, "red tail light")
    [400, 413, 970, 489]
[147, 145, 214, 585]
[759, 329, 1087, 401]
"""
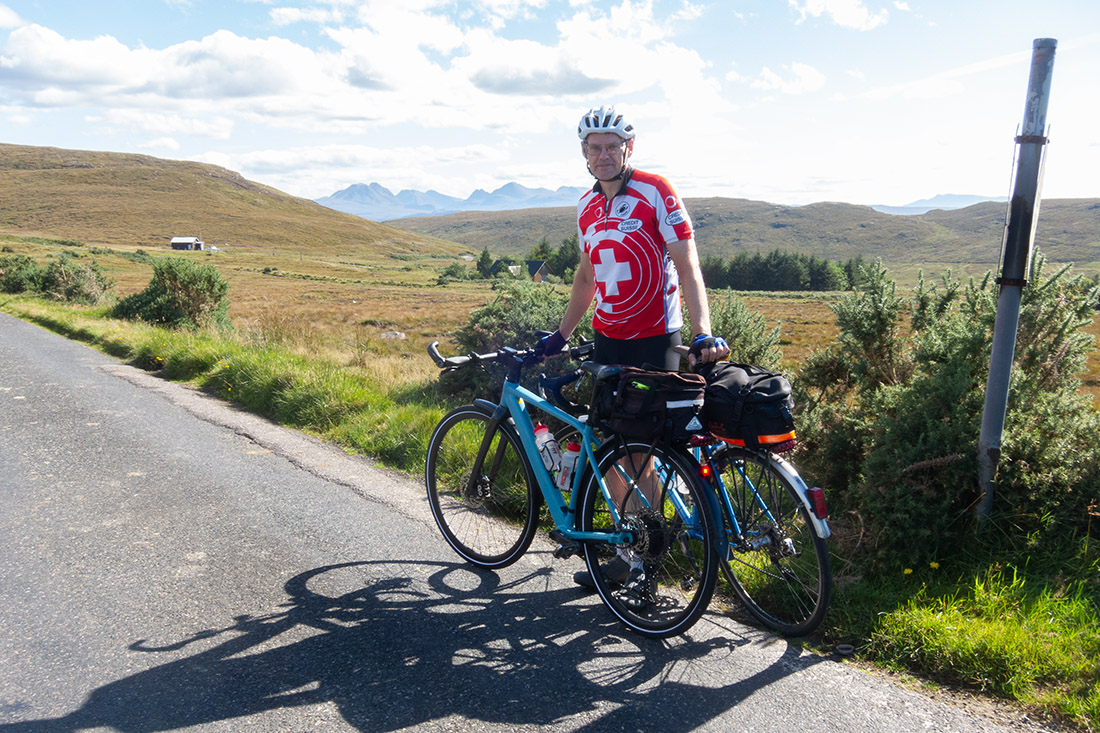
[805, 487, 828, 519]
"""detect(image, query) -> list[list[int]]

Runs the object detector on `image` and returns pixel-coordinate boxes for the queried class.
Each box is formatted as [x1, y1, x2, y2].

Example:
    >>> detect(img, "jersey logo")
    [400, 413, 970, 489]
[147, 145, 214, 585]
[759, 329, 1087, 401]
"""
[613, 199, 633, 218]
[665, 209, 686, 226]
[618, 218, 642, 233]
[592, 247, 634, 297]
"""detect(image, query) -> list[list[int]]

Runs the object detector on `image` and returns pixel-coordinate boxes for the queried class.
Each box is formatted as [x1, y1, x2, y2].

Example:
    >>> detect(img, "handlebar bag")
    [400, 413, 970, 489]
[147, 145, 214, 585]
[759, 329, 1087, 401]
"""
[593, 367, 706, 441]
[701, 362, 796, 451]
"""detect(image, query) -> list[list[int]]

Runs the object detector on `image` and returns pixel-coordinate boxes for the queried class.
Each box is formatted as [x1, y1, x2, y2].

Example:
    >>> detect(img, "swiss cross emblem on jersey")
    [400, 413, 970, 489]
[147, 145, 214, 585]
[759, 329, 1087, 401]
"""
[589, 236, 664, 327]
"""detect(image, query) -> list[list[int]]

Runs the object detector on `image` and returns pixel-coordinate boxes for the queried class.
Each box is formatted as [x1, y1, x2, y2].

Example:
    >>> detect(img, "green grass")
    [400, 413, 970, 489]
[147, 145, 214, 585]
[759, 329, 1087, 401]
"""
[868, 562, 1099, 725]
[3, 293, 1098, 731]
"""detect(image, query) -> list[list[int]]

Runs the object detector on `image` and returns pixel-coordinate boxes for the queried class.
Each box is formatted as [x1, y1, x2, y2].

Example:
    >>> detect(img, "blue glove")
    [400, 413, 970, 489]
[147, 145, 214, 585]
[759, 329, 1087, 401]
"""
[689, 333, 728, 361]
[537, 330, 567, 358]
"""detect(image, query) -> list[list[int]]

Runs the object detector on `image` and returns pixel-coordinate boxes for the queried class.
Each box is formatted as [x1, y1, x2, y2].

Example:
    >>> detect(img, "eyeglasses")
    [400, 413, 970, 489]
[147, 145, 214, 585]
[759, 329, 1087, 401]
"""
[584, 142, 626, 157]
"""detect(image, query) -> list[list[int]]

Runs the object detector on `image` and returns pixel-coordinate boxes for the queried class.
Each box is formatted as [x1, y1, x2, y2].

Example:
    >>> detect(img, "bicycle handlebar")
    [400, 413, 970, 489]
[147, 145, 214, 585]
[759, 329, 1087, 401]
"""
[426, 339, 595, 372]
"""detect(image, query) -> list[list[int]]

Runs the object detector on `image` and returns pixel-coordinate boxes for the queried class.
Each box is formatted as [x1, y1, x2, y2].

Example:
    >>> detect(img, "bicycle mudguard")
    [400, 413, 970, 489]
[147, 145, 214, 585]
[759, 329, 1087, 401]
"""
[769, 453, 832, 540]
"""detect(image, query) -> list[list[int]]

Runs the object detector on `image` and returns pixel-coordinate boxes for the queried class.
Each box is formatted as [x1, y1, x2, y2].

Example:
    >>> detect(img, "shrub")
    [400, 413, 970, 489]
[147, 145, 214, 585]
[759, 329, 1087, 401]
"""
[0, 253, 112, 304]
[443, 280, 582, 398]
[0, 254, 46, 294]
[696, 290, 783, 369]
[795, 255, 1100, 569]
[113, 257, 231, 329]
[436, 262, 474, 284]
[42, 252, 113, 304]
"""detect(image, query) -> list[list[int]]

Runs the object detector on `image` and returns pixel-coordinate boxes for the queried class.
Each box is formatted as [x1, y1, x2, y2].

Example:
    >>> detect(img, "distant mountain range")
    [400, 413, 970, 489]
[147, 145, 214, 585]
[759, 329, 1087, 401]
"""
[315, 184, 1007, 222]
[315, 182, 590, 222]
[871, 194, 1008, 216]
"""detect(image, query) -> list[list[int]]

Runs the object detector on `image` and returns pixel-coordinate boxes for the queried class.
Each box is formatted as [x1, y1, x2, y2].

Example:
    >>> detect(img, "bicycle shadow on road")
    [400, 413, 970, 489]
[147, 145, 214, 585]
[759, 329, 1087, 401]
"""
[1, 559, 828, 732]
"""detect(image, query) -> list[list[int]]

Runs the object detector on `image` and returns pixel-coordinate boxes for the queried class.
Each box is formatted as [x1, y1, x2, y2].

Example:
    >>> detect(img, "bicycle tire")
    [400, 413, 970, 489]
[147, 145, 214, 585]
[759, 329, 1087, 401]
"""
[579, 438, 719, 639]
[425, 405, 541, 569]
[711, 446, 831, 636]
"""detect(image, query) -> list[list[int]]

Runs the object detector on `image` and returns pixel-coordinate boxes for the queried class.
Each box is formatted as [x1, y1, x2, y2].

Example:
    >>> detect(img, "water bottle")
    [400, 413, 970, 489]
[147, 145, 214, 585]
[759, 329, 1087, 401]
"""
[533, 423, 562, 474]
[557, 441, 581, 491]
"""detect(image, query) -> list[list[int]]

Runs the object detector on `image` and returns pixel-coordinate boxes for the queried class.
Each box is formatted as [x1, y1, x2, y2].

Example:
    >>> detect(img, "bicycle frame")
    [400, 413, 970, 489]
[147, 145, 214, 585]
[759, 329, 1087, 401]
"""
[481, 375, 638, 546]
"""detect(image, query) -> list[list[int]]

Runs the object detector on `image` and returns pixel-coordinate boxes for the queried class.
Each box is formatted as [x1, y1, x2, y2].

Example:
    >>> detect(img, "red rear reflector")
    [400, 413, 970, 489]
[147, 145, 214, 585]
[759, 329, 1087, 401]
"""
[805, 487, 827, 519]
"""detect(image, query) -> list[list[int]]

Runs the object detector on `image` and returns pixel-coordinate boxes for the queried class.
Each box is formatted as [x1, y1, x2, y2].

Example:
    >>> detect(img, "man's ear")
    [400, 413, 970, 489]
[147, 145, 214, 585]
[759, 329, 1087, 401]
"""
[625, 139, 635, 157]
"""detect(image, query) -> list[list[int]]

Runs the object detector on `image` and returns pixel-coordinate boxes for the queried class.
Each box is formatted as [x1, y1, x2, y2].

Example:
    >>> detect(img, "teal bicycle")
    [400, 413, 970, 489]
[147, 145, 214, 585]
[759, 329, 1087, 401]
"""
[425, 340, 721, 639]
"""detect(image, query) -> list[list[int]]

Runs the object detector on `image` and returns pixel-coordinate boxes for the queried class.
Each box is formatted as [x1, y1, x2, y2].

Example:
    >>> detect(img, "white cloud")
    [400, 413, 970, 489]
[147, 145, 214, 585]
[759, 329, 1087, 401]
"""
[835, 48, 1030, 102]
[90, 109, 235, 139]
[2, 25, 153, 91]
[2, 104, 32, 125]
[270, 7, 344, 26]
[750, 62, 826, 94]
[788, 0, 888, 31]
[138, 137, 181, 150]
[0, 3, 22, 28]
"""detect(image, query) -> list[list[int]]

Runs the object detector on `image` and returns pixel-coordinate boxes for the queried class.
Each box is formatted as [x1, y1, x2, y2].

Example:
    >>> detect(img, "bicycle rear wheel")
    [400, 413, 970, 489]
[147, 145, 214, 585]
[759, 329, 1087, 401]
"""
[712, 446, 831, 635]
[579, 439, 718, 639]
[425, 406, 541, 569]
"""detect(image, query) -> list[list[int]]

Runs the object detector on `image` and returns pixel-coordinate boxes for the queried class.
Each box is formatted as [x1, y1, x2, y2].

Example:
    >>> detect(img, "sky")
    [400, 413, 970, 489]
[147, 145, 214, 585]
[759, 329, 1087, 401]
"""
[1, 0, 1098, 208]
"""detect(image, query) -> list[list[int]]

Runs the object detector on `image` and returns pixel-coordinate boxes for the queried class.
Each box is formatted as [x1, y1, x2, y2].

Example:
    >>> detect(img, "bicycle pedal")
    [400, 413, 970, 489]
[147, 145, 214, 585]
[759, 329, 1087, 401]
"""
[549, 530, 581, 559]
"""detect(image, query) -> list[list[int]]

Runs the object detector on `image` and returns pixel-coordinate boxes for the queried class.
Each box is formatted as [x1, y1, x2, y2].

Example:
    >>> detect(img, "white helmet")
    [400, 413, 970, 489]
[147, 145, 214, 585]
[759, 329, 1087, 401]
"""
[577, 105, 635, 141]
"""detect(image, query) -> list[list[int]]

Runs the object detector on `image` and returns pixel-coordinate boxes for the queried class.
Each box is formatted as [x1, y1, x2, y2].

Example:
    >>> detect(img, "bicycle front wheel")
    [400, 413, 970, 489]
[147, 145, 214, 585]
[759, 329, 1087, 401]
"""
[425, 406, 541, 569]
[579, 439, 719, 639]
[712, 446, 831, 636]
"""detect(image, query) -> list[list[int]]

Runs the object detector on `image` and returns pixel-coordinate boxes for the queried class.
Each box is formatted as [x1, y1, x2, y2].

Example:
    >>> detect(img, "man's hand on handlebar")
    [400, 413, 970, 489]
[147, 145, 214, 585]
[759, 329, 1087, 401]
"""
[535, 330, 567, 360]
[688, 333, 730, 367]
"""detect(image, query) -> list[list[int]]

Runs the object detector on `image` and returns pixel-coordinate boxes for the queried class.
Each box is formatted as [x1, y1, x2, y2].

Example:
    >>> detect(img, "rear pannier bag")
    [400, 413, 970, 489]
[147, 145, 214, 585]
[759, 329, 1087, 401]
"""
[701, 362, 796, 451]
[592, 367, 706, 441]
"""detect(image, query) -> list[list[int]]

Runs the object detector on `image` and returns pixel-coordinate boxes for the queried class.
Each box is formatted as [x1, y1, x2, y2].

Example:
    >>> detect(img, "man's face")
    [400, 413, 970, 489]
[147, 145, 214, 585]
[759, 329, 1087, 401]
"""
[582, 132, 632, 180]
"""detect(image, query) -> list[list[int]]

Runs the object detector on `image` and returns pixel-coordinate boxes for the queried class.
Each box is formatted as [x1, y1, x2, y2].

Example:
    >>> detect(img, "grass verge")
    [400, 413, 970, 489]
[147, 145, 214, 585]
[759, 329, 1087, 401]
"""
[3, 295, 1097, 731]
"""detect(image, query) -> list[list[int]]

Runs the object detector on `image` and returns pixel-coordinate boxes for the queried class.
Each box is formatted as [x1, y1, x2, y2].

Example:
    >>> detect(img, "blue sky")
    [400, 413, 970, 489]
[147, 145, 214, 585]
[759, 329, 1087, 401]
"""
[1, 1, 1098, 207]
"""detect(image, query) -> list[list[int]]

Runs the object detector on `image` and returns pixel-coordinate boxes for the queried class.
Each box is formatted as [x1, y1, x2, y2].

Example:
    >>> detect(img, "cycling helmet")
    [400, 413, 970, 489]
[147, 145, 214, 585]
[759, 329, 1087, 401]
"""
[577, 105, 635, 141]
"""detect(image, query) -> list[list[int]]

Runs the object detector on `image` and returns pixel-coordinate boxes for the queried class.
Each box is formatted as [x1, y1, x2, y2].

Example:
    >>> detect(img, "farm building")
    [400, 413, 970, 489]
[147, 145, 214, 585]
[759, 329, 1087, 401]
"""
[170, 236, 205, 251]
[487, 259, 552, 281]
[526, 260, 551, 282]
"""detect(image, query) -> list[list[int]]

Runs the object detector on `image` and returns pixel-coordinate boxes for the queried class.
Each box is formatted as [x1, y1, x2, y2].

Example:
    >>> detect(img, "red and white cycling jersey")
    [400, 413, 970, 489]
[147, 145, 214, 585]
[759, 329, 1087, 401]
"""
[577, 168, 694, 340]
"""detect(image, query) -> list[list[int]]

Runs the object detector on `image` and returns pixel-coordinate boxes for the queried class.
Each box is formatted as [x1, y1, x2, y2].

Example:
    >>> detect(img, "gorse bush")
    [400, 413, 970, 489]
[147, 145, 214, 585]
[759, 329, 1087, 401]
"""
[0, 252, 112, 304]
[0, 254, 45, 294]
[42, 252, 114, 305]
[795, 255, 1100, 570]
[113, 257, 231, 330]
[443, 279, 581, 398]
[695, 290, 783, 369]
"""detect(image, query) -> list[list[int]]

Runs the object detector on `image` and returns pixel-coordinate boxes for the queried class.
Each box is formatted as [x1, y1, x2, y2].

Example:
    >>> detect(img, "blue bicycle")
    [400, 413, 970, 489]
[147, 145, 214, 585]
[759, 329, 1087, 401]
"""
[425, 340, 721, 639]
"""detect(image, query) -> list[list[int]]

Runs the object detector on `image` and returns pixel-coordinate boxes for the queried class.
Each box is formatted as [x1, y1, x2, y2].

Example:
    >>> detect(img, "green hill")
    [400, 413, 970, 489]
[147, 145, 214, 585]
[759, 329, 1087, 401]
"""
[387, 195, 1100, 276]
[0, 143, 459, 259]
[3, 142, 1097, 279]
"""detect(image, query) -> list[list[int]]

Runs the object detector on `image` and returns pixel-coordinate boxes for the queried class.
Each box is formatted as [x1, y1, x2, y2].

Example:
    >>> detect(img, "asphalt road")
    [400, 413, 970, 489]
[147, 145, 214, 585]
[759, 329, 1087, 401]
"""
[0, 311, 1047, 732]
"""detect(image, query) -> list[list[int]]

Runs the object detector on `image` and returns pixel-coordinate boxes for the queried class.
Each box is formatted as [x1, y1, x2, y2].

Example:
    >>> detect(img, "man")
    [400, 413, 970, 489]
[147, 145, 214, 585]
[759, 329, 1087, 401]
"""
[540, 104, 730, 592]
[540, 104, 729, 371]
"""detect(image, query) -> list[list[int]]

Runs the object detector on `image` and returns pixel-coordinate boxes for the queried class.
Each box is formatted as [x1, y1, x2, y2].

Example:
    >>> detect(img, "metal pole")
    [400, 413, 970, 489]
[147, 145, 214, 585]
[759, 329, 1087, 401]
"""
[976, 38, 1057, 519]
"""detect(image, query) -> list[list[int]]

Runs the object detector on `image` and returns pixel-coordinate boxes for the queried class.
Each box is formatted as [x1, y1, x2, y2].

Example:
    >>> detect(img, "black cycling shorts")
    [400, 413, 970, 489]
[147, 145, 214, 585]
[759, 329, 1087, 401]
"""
[594, 331, 682, 371]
